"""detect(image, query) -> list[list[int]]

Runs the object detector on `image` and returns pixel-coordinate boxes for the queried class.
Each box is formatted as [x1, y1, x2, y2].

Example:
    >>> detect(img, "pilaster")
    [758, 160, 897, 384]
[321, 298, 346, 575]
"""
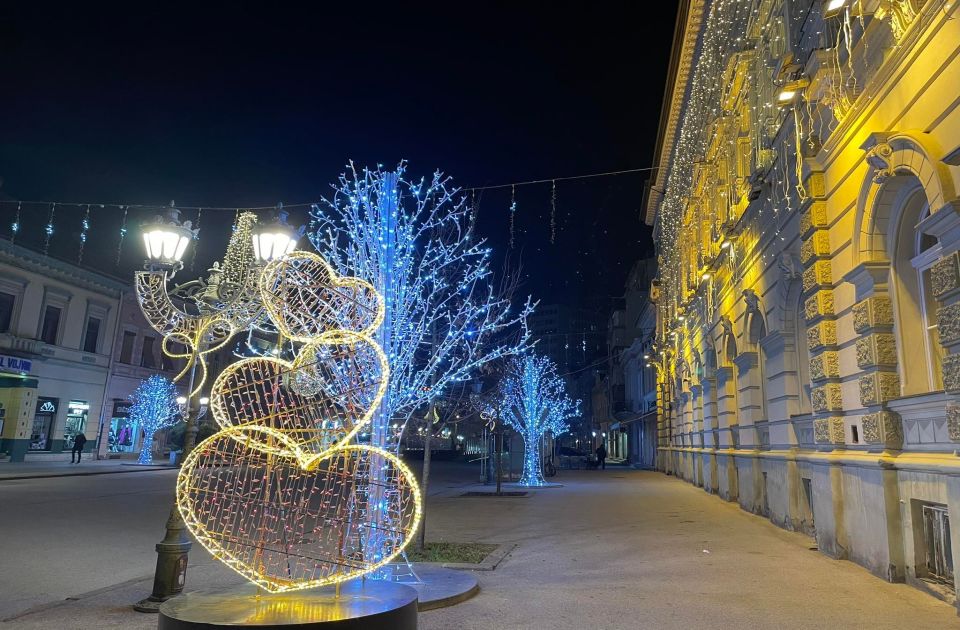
[800, 177, 845, 449]
[846, 265, 903, 450]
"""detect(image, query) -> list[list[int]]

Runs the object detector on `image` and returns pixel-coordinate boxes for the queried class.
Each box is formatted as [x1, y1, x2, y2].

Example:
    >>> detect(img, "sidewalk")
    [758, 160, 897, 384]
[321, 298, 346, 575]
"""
[2, 468, 957, 629]
[0, 458, 173, 480]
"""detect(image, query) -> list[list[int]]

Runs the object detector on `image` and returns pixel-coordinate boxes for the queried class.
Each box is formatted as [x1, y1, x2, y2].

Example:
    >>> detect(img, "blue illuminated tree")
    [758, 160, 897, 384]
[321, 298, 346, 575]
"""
[310, 162, 535, 448]
[501, 353, 580, 486]
[129, 375, 181, 465]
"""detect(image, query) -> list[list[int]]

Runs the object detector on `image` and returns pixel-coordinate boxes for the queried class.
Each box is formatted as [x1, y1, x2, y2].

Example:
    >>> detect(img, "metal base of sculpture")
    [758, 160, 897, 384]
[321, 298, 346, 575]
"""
[157, 580, 418, 630]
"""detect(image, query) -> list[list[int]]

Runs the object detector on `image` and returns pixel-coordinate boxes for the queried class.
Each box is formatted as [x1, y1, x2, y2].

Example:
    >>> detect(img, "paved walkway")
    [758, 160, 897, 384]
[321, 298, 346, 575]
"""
[2, 468, 956, 629]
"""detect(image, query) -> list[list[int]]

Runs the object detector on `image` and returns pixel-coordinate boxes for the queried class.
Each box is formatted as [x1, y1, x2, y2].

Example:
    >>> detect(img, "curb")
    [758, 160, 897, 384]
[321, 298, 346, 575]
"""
[442, 542, 516, 571]
[0, 466, 174, 481]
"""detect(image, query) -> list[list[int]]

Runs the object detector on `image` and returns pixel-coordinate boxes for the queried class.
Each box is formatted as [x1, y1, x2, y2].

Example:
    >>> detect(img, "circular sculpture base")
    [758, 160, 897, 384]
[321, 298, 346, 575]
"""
[158, 580, 418, 630]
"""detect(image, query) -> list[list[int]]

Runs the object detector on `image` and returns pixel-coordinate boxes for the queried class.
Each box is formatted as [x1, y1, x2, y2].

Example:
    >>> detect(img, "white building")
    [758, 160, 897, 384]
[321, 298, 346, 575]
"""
[0, 238, 184, 462]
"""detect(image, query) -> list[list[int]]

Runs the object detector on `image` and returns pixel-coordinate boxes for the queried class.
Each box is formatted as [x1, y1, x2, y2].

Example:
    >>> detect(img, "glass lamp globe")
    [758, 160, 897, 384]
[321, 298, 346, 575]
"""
[141, 202, 194, 268]
[252, 210, 299, 263]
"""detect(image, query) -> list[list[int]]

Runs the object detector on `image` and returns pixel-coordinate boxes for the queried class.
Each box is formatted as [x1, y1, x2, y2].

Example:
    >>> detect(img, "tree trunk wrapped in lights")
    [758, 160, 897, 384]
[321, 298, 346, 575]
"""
[500, 353, 579, 486]
[129, 375, 181, 465]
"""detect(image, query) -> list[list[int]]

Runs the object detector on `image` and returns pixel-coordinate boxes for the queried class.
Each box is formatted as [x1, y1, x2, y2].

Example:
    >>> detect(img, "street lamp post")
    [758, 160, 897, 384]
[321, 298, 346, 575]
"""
[134, 203, 200, 613]
[133, 205, 296, 612]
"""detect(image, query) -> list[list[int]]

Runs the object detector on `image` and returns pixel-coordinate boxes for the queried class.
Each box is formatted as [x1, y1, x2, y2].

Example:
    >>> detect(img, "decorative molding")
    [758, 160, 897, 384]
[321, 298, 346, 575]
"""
[808, 320, 837, 352]
[862, 135, 895, 183]
[852, 295, 894, 333]
[799, 201, 828, 237]
[802, 260, 833, 293]
[859, 372, 901, 406]
[931, 252, 960, 299]
[810, 351, 839, 381]
[812, 383, 843, 413]
[861, 410, 903, 448]
[813, 417, 844, 445]
[844, 262, 890, 303]
[805, 290, 834, 322]
[947, 404, 960, 442]
[937, 303, 960, 347]
[856, 333, 898, 368]
[943, 353, 960, 392]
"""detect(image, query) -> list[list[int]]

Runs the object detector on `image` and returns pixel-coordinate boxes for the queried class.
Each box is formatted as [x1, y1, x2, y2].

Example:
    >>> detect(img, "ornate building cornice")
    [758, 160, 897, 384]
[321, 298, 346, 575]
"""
[0, 237, 129, 297]
[644, 0, 707, 226]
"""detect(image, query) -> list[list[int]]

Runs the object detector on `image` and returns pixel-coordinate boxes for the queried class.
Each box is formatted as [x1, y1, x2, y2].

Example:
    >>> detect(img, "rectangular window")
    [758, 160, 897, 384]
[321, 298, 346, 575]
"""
[120, 331, 136, 364]
[40, 305, 61, 345]
[141, 336, 156, 368]
[0, 292, 14, 332]
[83, 317, 102, 353]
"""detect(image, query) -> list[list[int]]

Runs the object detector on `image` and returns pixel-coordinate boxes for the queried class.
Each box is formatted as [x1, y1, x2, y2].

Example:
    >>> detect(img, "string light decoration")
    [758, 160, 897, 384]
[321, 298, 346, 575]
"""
[178, 427, 421, 592]
[309, 162, 534, 453]
[10, 202, 21, 243]
[116, 206, 128, 267]
[499, 353, 579, 486]
[509, 184, 517, 248]
[550, 179, 557, 244]
[128, 375, 181, 465]
[43, 202, 56, 255]
[77, 204, 91, 264]
[177, 250, 421, 592]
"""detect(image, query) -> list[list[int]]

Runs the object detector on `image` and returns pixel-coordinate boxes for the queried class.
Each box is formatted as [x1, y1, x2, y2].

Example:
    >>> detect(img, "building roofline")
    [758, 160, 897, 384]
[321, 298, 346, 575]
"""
[643, 0, 706, 226]
[0, 237, 131, 296]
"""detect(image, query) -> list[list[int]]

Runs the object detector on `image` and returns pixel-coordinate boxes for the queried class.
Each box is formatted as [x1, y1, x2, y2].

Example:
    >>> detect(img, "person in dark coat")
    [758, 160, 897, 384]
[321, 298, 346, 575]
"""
[71, 433, 87, 464]
[595, 443, 607, 470]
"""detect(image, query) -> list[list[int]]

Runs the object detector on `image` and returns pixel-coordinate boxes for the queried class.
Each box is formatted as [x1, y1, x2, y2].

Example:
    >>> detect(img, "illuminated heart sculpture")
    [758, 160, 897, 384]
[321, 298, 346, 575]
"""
[176, 249, 417, 594]
[259, 251, 384, 341]
[178, 426, 421, 592]
[209, 332, 388, 457]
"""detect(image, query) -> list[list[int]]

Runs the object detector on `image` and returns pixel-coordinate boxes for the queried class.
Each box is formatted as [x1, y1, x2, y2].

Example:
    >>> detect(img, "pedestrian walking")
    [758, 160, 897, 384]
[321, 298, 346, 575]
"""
[71, 432, 87, 463]
[595, 443, 607, 470]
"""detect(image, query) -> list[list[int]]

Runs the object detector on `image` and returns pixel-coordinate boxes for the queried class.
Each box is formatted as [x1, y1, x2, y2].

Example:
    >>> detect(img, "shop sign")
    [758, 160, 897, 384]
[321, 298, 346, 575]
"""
[113, 401, 132, 417]
[37, 398, 57, 414]
[68, 401, 89, 412]
[0, 354, 32, 374]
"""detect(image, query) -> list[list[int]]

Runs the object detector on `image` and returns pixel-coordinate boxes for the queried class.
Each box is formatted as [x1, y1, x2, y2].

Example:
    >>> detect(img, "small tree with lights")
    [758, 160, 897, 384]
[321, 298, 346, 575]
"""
[501, 353, 580, 486]
[129, 375, 181, 465]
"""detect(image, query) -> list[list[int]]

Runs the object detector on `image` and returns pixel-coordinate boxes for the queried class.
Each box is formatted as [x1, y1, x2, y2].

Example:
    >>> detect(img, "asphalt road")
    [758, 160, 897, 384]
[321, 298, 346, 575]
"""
[0, 469, 189, 618]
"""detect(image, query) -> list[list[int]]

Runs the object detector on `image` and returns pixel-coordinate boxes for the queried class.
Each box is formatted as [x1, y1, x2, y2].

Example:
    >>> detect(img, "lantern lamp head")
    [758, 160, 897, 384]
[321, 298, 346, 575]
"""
[252, 208, 302, 264]
[141, 201, 195, 270]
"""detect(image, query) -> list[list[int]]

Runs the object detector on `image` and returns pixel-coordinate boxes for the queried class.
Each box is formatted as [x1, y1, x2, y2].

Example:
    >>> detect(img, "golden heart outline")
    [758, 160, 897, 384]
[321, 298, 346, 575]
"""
[209, 330, 389, 458]
[259, 251, 385, 343]
[177, 424, 423, 593]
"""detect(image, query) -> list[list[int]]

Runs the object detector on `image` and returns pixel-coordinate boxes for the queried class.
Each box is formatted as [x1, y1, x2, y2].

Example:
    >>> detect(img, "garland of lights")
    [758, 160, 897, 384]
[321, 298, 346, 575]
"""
[177, 249, 421, 593]
[500, 353, 580, 487]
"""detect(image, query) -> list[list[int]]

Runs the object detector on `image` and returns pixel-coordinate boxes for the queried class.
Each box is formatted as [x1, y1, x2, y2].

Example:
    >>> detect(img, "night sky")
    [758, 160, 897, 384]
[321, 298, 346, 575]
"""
[0, 3, 675, 319]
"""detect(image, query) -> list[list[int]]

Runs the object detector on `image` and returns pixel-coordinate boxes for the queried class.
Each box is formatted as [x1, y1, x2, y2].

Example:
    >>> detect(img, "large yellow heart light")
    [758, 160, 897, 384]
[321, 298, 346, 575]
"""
[178, 425, 422, 593]
[208, 331, 388, 457]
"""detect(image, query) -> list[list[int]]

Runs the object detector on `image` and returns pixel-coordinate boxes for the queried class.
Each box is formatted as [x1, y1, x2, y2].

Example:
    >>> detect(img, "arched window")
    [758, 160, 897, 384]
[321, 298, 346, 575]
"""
[890, 182, 943, 394]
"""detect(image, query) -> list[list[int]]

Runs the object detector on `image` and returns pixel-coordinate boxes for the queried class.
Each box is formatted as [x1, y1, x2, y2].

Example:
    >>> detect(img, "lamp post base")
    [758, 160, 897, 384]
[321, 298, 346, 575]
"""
[158, 581, 419, 630]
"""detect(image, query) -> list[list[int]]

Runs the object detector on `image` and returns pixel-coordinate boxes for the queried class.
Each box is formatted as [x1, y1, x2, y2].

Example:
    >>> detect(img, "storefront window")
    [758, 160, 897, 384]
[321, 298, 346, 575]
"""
[109, 400, 140, 453]
[63, 400, 89, 450]
[30, 397, 58, 451]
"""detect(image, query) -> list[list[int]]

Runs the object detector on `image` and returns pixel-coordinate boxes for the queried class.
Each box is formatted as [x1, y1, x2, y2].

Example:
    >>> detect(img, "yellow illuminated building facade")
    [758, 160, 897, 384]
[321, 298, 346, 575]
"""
[646, 0, 960, 605]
